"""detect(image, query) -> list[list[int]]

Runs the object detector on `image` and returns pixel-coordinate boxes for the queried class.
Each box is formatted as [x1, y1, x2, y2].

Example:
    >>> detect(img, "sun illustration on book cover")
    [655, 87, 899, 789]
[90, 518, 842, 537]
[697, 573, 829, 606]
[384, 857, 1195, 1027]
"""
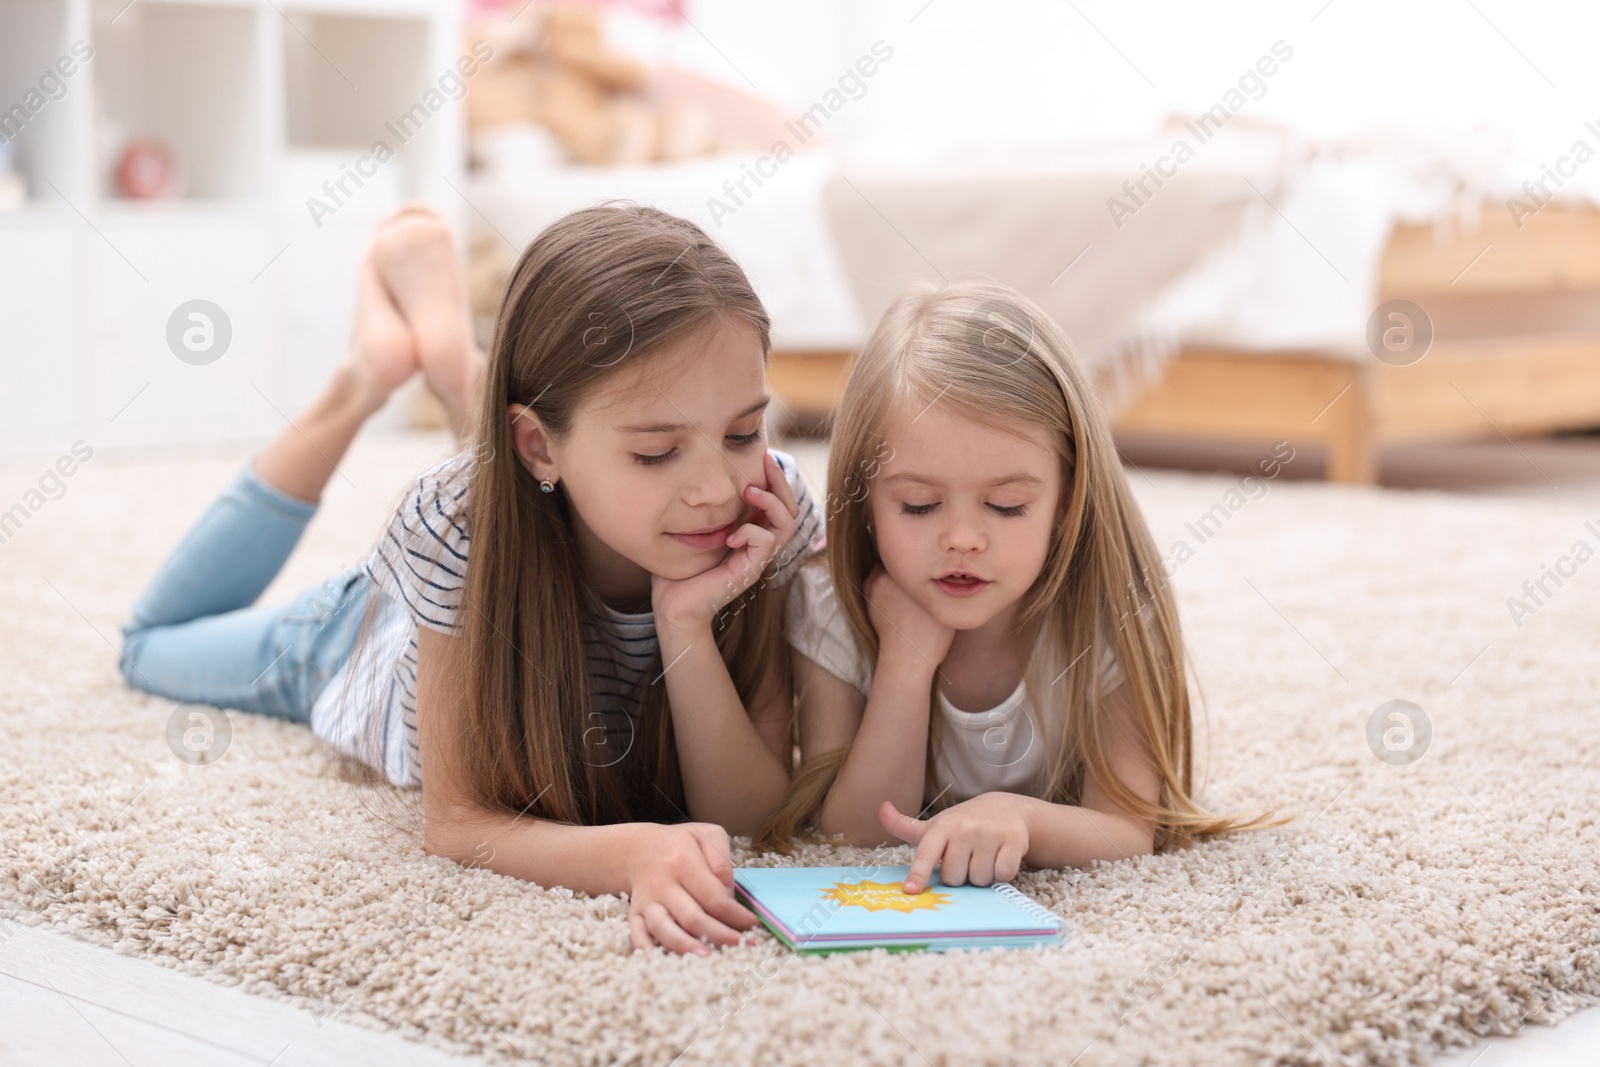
[820, 880, 952, 914]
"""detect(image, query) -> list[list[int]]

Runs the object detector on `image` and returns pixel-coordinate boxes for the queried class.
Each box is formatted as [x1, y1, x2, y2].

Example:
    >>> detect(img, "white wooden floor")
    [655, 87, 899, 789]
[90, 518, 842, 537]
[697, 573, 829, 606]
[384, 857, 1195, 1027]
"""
[0, 925, 482, 1067]
[1432, 1008, 1600, 1067]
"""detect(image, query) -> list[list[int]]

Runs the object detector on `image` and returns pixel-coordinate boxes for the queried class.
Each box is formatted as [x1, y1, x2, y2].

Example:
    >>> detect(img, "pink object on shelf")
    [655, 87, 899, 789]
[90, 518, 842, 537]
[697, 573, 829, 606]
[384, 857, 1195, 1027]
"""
[114, 137, 180, 200]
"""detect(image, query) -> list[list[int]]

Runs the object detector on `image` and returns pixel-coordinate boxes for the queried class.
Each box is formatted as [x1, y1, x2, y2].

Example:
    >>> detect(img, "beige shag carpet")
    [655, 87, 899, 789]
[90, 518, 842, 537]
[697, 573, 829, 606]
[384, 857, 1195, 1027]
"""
[1, 431, 1597, 1067]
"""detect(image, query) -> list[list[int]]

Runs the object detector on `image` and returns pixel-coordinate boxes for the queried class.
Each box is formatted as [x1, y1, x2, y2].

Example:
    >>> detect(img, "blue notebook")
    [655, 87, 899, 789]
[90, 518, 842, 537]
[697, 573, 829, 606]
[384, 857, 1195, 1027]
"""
[732, 865, 1066, 954]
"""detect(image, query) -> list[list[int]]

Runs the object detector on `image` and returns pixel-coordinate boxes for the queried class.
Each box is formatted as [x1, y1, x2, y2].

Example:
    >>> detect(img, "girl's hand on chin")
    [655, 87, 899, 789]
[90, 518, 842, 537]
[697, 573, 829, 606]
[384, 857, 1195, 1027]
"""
[650, 450, 800, 631]
[864, 564, 956, 668]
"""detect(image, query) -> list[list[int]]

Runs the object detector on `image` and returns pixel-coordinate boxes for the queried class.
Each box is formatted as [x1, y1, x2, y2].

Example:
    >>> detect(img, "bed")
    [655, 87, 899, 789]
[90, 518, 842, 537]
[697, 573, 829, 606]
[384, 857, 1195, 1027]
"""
[1111, 203, 1600, 483]
[441, 130, 1600, 484]
[792, 130, 1600, 483]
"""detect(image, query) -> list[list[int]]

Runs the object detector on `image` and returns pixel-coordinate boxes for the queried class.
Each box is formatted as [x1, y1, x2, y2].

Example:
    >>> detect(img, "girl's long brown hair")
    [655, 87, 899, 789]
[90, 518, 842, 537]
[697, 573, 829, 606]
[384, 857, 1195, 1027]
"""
[753, 281, 1288, 854]
[344, 203, 789, 830]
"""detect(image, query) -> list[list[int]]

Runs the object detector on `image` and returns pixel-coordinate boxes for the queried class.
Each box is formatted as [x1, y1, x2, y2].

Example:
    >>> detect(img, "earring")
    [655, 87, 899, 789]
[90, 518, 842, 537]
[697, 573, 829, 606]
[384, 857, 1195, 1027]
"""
[539, 479, 556, 494]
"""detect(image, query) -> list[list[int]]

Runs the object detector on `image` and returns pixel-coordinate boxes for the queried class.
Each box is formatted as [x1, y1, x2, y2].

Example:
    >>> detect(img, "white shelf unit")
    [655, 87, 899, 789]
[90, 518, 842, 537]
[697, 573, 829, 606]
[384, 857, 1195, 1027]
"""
[0, 0, 465, 456]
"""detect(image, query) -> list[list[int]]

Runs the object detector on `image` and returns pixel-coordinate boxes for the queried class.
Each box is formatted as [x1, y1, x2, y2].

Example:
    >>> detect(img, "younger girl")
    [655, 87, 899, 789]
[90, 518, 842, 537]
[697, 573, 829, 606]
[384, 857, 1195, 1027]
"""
[121, 204, 824, 956]
[755, 281, 1283, 891]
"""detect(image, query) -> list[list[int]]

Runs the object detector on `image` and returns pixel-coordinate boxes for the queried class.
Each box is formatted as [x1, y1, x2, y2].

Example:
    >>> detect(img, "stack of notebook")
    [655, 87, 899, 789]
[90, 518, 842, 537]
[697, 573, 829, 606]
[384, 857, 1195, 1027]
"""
[732, 865, 1066, 954]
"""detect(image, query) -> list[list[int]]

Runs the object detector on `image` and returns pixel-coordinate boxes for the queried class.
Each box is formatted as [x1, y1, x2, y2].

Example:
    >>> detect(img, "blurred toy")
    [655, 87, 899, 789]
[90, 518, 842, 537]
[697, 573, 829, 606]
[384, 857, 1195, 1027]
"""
[469, 3, 724, 165]
[114, 137, 183, 199]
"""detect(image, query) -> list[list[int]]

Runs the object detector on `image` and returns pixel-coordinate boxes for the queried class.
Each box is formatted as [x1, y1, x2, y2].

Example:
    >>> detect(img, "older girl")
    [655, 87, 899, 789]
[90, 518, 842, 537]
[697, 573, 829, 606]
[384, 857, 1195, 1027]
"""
[122, 204, 823, 956]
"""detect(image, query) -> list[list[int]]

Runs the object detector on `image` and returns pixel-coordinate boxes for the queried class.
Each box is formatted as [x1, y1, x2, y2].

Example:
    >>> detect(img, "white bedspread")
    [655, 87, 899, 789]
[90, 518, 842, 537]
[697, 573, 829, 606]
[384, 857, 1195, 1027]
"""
[827, 126, 1600, 378]
[1169, 125, 1581, 359]
[467, 126, 1600, 386]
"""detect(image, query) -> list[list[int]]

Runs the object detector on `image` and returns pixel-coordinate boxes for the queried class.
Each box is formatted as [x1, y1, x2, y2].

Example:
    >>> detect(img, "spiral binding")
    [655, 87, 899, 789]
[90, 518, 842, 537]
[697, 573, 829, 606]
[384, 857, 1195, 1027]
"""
[992, 883, 1063, 929]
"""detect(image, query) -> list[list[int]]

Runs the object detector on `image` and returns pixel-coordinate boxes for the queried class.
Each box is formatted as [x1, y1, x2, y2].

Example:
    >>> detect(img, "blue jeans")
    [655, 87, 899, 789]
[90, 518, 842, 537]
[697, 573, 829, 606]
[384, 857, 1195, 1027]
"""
[119, 459, 379, 724]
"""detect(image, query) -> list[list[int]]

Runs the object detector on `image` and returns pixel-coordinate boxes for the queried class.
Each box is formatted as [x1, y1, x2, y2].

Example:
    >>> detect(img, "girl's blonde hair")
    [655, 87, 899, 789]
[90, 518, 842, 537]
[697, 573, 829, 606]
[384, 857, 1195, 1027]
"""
[345, 203, 788, 830]
[753, 281, 1287, 854]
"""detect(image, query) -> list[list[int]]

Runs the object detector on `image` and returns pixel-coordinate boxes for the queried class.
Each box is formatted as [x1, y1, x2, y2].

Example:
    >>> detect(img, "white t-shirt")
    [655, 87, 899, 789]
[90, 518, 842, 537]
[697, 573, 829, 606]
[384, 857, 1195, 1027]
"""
[310, 447, 825, 787]
[784, 562, 1126, 806]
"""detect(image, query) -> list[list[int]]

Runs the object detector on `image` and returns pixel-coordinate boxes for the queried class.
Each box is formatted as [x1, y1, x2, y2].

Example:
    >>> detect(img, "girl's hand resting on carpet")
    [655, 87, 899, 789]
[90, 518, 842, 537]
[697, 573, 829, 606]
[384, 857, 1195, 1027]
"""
[880, 793, 1033, 893]
[627, 822, 760, 957]
[651, 451, 800, 631]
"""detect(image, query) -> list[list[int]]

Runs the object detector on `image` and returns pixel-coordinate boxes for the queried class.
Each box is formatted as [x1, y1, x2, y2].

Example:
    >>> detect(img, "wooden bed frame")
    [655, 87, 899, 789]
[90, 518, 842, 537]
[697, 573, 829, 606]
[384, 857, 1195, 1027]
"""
[766, 205, 1600, 484]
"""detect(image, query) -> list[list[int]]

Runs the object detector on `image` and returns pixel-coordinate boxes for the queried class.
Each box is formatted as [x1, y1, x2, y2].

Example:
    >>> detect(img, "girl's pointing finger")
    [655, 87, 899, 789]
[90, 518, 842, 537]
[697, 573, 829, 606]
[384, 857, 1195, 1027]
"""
[904, 829, 946, 895]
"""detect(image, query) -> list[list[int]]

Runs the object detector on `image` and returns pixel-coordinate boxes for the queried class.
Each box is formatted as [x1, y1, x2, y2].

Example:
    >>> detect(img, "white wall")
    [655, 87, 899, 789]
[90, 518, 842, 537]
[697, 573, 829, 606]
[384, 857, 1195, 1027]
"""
[6, 0, 1595, 458]
[672, 0, 1598, 166]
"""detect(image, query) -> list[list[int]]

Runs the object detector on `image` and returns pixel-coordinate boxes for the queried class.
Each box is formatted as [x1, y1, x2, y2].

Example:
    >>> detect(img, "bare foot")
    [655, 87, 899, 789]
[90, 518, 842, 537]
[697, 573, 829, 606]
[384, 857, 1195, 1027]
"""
[250, 255, 418, 504]
[371, 205, 486, 439]
[341, 251, 420, 415]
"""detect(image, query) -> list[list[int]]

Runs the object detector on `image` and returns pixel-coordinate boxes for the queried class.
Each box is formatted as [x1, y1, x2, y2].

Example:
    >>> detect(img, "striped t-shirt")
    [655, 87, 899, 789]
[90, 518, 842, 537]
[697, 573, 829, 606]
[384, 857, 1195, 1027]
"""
[308, 447, 825, 788]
